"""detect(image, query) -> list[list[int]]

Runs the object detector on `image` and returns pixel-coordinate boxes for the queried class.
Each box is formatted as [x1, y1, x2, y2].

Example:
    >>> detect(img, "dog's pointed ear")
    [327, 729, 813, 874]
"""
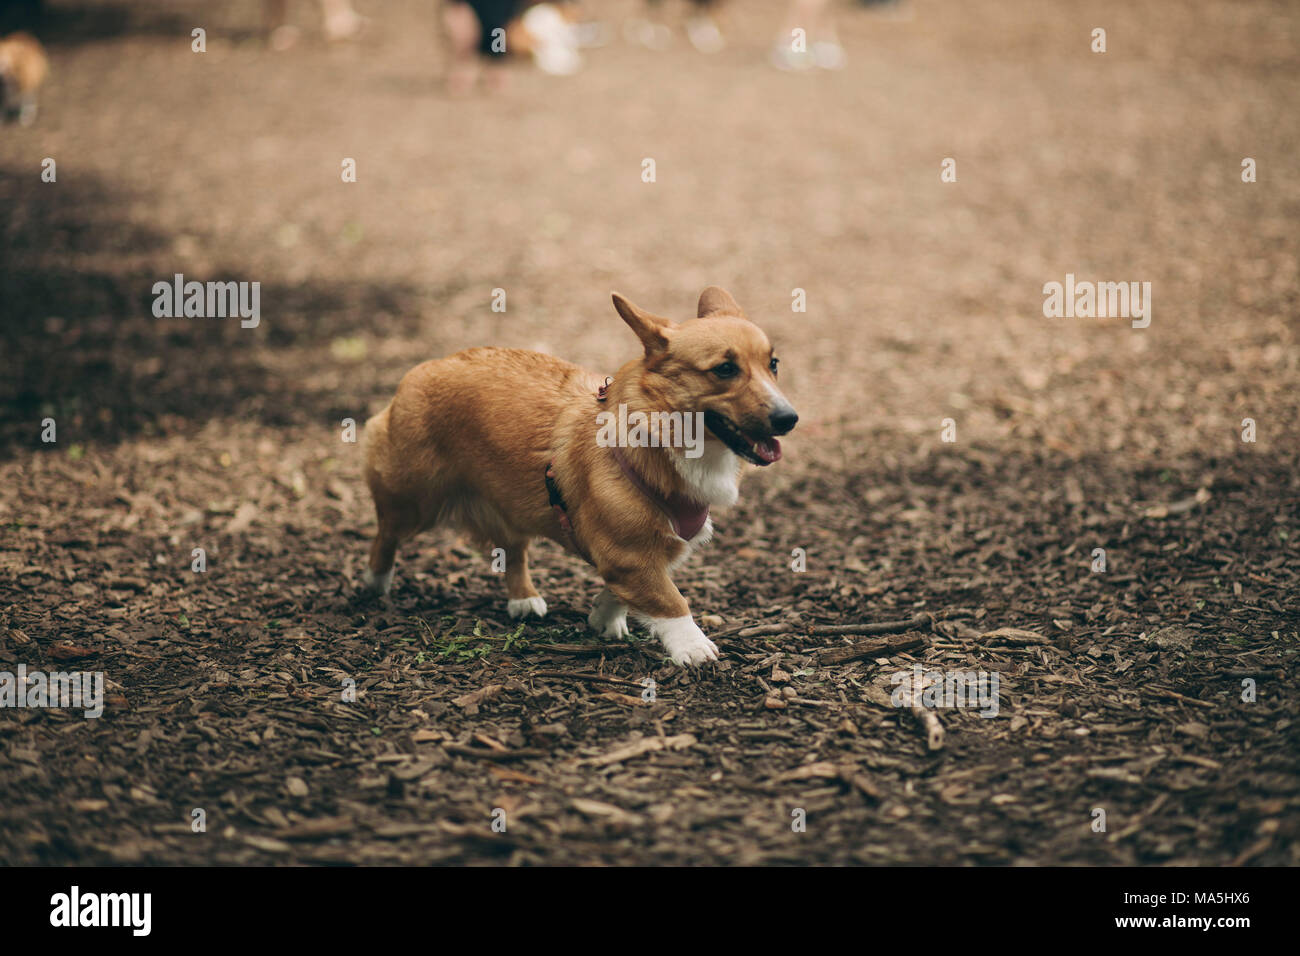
[697, 286, 745, 318]
[612, 293, 673, 354]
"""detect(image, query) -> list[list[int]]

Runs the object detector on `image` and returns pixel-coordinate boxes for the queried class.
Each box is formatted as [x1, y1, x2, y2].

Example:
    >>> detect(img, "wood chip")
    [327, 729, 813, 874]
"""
[581, 734, 697, 767]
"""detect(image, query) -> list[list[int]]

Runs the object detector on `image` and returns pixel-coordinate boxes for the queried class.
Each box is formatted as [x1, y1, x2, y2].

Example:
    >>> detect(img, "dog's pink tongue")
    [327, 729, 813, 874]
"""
[755, 438, 782, 463]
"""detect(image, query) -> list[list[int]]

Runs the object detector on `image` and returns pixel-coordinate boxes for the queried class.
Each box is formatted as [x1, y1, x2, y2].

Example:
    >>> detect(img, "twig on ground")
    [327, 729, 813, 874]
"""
[892, 671, 945, 751]
[979, 627, 1051, 646]
[1145, 686, 1217, 709]
[734, 611, 933, 640]
[911, 706, 944, 751]
[527, 670, 644, 688]
[802, 612, 934, 637]
[534, 643, 631, 656]
[816, 633, 927, 665]
[443, 745, 546, 761]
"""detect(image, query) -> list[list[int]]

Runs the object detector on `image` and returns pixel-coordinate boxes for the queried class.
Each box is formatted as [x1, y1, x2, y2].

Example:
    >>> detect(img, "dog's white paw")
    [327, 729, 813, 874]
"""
[362, 566, 393, 596]
[588, 589, 630, 639]
[651, 615, 719, 666]
[598, 614, 631, 640]
[507, 596, 548, 619]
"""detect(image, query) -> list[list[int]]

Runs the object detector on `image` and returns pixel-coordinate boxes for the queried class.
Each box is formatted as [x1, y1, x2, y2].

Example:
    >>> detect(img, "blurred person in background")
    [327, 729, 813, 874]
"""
[443, 0, 517, 93]
[443, 0, 585, 93]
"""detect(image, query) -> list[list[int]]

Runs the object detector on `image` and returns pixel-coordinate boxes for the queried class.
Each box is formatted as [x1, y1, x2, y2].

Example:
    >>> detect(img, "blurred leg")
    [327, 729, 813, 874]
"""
[808, 0, 845, 69]
[626, 0, 672, 50]
[686, 0, 725, 54]
[265, 0, 303, 50]
[265, 0, 290, 32]
[17, 91, 37, 126]
[443, 1, 482, 93]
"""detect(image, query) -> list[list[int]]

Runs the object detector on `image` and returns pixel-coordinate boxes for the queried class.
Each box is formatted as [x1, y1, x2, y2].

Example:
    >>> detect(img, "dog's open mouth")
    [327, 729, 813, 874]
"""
[703, 410, 782, 466]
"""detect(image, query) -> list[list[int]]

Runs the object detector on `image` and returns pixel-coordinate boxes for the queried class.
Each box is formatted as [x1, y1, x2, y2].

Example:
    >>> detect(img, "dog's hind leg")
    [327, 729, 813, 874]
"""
[365, 532, 398, 595]
[503, 540, 547, 619]
[16, 92, 37, 127]
[361, 405, 425, 596]
[363, 483, 422, 596]
[367, 490, 454, 596]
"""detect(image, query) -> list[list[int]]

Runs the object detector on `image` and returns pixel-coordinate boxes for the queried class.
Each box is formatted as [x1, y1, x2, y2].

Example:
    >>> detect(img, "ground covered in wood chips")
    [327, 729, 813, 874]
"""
[1, 0, 1298, 865]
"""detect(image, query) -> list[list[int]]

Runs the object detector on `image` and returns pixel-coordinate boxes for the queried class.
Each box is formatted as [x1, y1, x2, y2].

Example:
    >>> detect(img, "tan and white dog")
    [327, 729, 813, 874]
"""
[0, 32, 48, 126]
[362, 287, 797, 665]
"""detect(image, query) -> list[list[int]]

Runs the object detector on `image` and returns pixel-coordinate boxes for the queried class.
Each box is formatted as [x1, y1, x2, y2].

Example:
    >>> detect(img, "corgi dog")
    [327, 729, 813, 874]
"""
[0, 32, 48, 126]
[362, 287, 797, 666]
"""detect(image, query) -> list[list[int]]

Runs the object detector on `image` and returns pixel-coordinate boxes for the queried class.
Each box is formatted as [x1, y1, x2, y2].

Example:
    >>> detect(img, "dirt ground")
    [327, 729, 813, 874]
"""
[1, 0, 1297, 865]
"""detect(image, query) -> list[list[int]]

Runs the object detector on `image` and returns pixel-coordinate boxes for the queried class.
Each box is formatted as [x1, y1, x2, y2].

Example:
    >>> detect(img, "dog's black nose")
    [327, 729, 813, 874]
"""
[769, 408, 799, 435]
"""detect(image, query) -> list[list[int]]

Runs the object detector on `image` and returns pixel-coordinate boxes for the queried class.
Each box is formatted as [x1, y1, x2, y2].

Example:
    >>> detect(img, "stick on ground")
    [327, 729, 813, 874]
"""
[733, 611, 933, 640]
[816, 633, 927, 665]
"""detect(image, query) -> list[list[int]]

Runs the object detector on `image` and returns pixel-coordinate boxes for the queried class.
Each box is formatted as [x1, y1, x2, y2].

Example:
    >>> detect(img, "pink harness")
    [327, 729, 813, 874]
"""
[609, 447, 711, 541]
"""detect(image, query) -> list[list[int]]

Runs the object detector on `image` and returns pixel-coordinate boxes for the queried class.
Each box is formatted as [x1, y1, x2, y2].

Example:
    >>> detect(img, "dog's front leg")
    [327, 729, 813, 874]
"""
[588, 586, 630, 639]
[602, 570, 718, 666]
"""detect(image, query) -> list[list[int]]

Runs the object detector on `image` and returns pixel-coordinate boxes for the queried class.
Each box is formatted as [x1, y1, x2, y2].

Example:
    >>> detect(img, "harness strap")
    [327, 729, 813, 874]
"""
[545, 461, 594, 564]
[610, 447, 710, 541]
[547, 376, 714, 562]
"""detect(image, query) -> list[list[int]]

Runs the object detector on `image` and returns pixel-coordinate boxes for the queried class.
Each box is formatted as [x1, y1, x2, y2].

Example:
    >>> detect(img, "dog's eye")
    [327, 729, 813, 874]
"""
[711, 361, 740, 379]
[769, 357, 780, 375]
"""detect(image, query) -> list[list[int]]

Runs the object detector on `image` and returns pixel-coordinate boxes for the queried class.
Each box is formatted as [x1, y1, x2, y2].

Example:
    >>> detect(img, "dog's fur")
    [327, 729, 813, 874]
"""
[362, 287, 797, 665]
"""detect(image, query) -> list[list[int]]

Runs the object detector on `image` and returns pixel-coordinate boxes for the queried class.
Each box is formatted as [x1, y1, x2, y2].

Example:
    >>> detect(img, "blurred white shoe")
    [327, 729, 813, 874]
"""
[686, 15, 724, 53]
[323, 6, 366, 41]
[770, 42, 813, 71]
[524, 4, 583, 75]
[812, 40, 846, 69]
[624, 18, 672, 50]
[573, 20, 612, 49]
[271, 24, 302, 50]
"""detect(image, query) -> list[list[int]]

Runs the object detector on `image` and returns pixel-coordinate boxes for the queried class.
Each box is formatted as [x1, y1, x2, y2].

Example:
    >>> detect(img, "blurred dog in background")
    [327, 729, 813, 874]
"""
[0, 31, 48, 126]
[443, 0, 593, 92]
